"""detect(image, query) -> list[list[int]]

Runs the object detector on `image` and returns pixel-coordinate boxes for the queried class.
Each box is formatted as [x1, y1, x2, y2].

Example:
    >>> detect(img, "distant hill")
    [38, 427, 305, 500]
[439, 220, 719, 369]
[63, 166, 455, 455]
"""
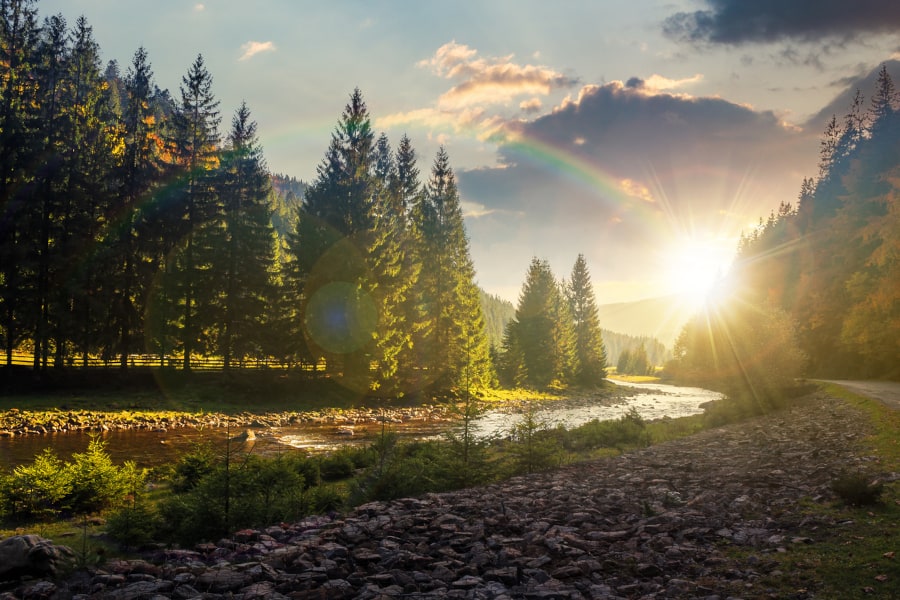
[597, 295, 694, 348]
[479, 290, 515, 350]
[601, 329, 670, 368]
[270, 174, 308, 240]
[479, 289, 675, 366]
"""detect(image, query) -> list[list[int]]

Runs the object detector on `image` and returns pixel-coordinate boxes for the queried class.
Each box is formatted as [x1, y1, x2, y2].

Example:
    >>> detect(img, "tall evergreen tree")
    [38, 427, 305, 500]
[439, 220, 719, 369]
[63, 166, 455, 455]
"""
[414, 147, 492, 394]
[367, 133, 413, 395]
[108, 46, 162, 368]
[213, 102, 275, 369]
[52, 15, 120, 368]
[292, 89, 379, 389]
[0, 0, 40, 367]
[392, 134, 426, 391]
[502, 258, 572, 389]
[567, 254, 607, 385]
[167, 54, 220, 370]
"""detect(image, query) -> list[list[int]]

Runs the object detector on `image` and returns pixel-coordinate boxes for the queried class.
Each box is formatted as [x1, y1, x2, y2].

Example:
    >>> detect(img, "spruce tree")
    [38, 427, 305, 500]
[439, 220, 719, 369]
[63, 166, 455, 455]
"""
[0, 0, 40, 367]
[54, 16, 120, 367]
[414, 147, 492, 395]
[213, 102, 275, 369]
[108, 46, 163, 368]
[292, 89, 379, 390]
[168, 54, 221, 370]
[567, 254, 607, 385]
[505, 258, 571, 389]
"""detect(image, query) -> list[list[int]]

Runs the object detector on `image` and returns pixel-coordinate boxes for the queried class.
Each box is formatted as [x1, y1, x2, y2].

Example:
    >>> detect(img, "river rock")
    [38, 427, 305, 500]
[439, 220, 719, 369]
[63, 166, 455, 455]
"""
[0, 535, 73, 581]
[6, 391, 896, 599]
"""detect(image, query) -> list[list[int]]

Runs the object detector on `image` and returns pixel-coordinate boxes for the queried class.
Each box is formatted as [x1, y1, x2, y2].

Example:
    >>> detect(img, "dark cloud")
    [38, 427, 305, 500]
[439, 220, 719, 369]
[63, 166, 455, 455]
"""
[459, 82, 818, 302]
[663, 0, 900, 45]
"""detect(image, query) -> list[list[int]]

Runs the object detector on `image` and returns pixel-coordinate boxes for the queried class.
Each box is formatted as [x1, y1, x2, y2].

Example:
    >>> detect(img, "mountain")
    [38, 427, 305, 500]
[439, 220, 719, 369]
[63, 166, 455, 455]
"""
[596, 295, 695, 348]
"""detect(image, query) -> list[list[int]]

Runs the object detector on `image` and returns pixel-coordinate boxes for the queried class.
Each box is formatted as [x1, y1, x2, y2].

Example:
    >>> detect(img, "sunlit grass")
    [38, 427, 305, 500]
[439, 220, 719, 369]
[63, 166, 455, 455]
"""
[607, 373, 662, 384]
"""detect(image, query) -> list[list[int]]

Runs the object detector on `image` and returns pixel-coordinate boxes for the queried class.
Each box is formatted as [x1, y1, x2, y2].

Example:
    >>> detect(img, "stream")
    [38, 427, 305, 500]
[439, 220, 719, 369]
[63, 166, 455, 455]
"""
[0, 381, 722, 470]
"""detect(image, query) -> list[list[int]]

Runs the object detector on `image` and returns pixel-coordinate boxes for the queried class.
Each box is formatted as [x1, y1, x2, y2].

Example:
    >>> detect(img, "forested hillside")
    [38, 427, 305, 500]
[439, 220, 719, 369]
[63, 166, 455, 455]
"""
[733, 64, 900, 379]
[0, 3, 492, 397]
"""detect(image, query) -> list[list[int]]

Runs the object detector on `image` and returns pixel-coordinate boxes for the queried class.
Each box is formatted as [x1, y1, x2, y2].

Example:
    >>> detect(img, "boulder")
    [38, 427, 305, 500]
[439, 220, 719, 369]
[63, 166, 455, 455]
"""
[0, 535, 73, 581]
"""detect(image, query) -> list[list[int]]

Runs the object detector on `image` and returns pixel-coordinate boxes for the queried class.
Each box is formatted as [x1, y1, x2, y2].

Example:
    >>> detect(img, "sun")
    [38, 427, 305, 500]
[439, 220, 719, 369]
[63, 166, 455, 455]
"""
[662, 237, 735, 310]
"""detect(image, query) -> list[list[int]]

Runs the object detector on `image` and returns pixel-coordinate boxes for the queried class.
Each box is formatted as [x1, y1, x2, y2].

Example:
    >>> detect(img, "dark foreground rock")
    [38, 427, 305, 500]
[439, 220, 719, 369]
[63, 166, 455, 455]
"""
[2, 392, 894, 599]
[0, 535, 74, 582]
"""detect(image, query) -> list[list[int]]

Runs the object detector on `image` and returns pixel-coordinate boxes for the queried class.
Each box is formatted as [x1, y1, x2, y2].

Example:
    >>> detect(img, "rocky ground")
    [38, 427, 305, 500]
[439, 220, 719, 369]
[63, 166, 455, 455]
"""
[1, 390, 895, 599]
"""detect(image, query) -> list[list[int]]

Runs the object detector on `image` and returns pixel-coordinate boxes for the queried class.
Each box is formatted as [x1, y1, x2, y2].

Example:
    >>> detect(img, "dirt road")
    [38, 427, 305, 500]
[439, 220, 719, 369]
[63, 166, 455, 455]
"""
[819, 379, 900, 410]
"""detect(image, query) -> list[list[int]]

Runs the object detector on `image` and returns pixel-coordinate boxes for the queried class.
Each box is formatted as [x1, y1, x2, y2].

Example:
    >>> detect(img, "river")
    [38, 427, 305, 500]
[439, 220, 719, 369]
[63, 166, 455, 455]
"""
[0, 381, 721, 470]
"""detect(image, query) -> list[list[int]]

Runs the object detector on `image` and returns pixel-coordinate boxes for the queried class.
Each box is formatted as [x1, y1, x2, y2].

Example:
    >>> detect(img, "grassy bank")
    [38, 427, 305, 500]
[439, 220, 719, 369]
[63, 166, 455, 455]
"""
[725, 383, 900, 599]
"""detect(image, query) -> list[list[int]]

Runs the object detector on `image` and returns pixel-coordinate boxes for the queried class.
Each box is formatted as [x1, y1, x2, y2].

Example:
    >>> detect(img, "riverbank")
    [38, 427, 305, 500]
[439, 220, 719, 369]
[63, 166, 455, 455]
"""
[0, 379, 644, 439]
[5, 385, 898, 598]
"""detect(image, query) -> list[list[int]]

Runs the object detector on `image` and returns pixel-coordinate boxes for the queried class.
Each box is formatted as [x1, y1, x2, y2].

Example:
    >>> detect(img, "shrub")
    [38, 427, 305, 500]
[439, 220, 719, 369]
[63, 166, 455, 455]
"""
[0, 449, 72, 520]
[564, 407, 650, 451]
[106, 502, 160, 548]
[0, 440, 142, 520]
[831, 471, 885, 506]
[157, 453, 310, 545]
[319, 452, 354, 481]
[169, 442, 217, 493]
[507, 404, 563, 475]
[66, 439, 144, 514]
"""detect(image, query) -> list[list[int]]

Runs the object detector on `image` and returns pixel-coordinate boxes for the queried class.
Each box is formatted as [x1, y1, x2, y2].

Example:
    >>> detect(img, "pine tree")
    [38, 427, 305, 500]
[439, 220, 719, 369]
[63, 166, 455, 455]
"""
[504, 258, 572, 389]
[213, 102, 276, 369]
[291, 89, 379, 390]
[392, 134, 425, 392]
[107, 46, 163, 368]
[0, 0, 40, 367]
[414, 147, 492, 395]
[367, 133, 413, 396]
[53, 16, 120, 368]
[168, 54, 221, 370]
[567, 254, 607, 385]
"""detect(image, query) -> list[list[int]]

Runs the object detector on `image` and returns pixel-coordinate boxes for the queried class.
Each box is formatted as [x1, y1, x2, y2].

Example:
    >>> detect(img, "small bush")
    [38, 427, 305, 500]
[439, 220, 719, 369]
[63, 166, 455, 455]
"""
[157, 453, 310, 545]
[507, 405, 563, 475]
[831, 471, 885, 506]
[106, 502, 160, 548]
[67, 439, 144, 514]
[319, 452, 354, 481]
[564, 407, 650, 451]
[0, 449, 71, 520]
[0, 439, 142, 521]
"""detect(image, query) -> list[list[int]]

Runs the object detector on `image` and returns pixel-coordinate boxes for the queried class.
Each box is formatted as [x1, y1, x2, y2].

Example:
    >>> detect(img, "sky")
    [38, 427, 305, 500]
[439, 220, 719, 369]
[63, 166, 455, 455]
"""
[37, 0, 900, 313]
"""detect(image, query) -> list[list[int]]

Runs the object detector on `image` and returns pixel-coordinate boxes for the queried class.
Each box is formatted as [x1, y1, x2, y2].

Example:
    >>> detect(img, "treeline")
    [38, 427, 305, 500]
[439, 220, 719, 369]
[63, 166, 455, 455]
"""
[0, 2, 492, 398]
[734, 64, 900, 378]
[497, 255, 608, 388]
[602, 331, 668, 371]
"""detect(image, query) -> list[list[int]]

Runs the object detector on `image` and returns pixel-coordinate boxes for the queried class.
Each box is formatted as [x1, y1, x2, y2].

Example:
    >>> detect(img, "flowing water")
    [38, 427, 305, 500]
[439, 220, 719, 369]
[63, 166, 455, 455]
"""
[0, 381, 721, 470]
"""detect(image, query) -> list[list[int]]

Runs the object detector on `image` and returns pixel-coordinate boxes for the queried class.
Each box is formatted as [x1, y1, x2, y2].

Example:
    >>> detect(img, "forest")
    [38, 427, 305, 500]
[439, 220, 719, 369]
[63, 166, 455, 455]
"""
[0, 1, 617, 398]
[668, 64, 900, 394]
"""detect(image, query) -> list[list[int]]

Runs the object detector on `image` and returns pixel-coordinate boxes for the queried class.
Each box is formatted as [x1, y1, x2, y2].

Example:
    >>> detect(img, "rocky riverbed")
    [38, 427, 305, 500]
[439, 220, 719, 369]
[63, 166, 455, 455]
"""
[0, 405, 455, 438]
[2, 390, 896, 599]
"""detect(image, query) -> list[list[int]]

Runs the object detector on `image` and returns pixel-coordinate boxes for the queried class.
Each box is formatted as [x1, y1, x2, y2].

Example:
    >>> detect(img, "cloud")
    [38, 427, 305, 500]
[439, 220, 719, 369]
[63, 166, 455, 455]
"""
[663, 0, 900, 45]
[618, 178, 655, 203]
[421, 41, 579, 110]
[380, 42, 579, 141]
[239, 40, 276, 61]
[458, 81, 819, 304]
[520, 98, 543, 113]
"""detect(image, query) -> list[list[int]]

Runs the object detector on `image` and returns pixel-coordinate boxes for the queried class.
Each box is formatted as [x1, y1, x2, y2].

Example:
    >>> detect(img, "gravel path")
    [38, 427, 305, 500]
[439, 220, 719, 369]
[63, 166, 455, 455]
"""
[818, 379, 900, 411]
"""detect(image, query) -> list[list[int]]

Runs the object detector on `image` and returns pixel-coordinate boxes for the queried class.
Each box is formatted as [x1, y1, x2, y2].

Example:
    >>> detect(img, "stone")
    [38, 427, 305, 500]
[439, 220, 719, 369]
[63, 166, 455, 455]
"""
[0, 536, 73, 581]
